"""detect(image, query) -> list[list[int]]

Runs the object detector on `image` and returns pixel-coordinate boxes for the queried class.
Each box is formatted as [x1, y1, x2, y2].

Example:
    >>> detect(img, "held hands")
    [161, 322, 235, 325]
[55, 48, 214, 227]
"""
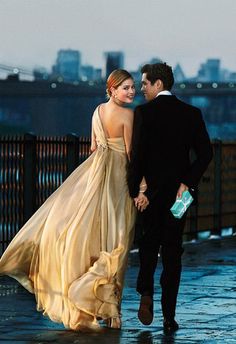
[134, 178, 149, 212]
[134, 192, 149, 212]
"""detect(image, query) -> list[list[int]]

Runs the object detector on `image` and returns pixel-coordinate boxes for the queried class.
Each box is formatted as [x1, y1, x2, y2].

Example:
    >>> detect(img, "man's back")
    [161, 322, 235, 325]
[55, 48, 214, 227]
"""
[131, 95, 213, 200]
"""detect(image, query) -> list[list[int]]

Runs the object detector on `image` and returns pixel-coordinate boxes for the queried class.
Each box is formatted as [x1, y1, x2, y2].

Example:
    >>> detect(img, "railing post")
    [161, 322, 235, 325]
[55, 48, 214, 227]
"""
[66, 134, 79, 176]
[212, 139, 222, 236]
[23, 133, 36, 224]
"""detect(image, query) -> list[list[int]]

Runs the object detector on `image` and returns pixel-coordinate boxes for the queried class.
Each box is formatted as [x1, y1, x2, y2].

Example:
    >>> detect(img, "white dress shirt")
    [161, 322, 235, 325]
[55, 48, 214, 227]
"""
[156, 90, 172, 97]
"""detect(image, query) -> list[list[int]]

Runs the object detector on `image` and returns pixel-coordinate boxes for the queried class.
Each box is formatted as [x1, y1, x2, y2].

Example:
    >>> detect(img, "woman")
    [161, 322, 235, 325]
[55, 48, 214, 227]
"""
[0, 69, 138, 331]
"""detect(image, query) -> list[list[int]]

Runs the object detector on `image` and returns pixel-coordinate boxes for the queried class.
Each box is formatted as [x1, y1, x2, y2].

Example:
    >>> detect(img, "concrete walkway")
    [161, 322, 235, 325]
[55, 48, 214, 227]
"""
[0, 235, 236, 343]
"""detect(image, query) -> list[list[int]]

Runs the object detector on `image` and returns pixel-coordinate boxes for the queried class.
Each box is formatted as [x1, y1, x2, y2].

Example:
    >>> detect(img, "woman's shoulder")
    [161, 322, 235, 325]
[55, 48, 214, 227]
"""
[122, 107, 134, 117]
[95, 102, 106, 112]
[121, 107, 134, 123]
[93, 103, 107, 119]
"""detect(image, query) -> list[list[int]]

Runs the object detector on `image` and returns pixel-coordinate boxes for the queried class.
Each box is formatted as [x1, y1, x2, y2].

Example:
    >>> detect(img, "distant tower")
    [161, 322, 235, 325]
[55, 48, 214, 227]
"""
[206, 59, 220, 81]
[149, 57, 162, 64]
[173, 63, 186, 82]
[33, 67, 49, 81]
[94, 68, 102, 81]
[81, 65, 94, 81]
[80, 66, 102, 82]
[52, 49, 81, 82]
[104, 52, 124, 79]
[197, 59, 220, 82]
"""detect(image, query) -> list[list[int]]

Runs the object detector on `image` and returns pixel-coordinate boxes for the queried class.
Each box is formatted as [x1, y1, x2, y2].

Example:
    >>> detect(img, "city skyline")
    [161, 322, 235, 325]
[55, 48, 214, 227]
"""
[42, 51, 236, 83]
[0, 0, 236, 77]
[0, 49, 235, 83]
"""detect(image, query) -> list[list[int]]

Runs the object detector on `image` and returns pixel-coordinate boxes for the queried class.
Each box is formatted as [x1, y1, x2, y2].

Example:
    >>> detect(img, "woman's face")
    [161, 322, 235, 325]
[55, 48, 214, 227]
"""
[114, 78, 135, 103]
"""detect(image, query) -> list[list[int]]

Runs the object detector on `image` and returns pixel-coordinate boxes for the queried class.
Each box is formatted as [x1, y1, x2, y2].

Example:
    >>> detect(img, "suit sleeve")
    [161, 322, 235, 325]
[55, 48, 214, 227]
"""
[127, 107, 145, 198]
[182, 109, 213, 188]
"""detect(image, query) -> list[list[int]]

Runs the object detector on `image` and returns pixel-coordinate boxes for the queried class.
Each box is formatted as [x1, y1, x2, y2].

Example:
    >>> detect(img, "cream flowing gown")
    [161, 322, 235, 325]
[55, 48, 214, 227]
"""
[0, 107, 136, 331]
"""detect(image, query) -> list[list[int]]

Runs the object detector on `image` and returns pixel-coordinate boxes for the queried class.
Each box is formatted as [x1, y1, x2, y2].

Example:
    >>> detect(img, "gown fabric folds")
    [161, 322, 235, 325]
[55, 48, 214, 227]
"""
[0, 108, 136, 331]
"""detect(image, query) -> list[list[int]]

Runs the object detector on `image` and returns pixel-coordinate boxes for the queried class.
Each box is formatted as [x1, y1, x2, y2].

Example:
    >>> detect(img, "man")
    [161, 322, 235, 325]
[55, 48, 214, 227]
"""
[127, 63, 213, 333]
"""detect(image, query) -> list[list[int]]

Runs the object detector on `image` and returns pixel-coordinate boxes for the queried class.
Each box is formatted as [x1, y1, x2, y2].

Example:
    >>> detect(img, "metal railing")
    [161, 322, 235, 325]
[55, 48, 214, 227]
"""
[0, 135, 236, 253]
[184, 140, 236, 239]
[0, 133, 90, 252]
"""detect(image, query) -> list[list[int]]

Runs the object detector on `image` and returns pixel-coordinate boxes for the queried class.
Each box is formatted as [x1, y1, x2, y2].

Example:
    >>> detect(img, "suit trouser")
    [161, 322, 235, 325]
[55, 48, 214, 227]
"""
[136, 203, 186, 319]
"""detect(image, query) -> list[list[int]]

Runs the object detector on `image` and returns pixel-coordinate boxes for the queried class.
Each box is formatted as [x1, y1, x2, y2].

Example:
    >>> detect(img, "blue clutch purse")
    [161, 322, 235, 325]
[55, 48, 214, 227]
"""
[170, 190, 194, 219]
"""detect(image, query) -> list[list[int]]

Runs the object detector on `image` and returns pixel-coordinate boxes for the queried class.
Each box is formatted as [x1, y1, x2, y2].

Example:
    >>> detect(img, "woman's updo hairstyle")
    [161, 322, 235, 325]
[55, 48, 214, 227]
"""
[106, 69, 133, 99]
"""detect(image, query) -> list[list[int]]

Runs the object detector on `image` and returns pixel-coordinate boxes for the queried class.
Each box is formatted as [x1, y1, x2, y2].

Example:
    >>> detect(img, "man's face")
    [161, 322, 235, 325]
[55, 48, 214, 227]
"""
[141, 73, 158, 101]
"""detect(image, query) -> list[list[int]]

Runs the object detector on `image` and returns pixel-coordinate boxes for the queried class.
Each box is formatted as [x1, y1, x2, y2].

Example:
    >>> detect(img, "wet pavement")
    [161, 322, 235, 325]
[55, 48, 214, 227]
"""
[0, 235, 236, 343]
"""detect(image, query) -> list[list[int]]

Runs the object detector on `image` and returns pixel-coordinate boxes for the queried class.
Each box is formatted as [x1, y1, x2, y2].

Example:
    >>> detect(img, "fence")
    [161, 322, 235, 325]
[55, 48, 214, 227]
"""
[0, 134, 90, 253]
[184, 140, 236, 239]
[0, 135, 236, 252]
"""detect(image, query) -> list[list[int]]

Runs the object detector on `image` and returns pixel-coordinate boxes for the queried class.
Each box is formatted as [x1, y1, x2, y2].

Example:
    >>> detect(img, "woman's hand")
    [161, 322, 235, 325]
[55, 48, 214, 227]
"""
[134, 192, 149, 212]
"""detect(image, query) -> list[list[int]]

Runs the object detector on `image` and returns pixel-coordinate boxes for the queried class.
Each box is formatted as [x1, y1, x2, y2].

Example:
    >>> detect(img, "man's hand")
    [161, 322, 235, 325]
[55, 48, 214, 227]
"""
[134, 192, 149, 212]
[176, 183, 188, 199]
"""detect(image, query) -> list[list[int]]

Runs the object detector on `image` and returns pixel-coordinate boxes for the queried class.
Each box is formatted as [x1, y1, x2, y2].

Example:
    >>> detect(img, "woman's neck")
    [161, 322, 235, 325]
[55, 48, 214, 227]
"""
[110, 97, 125, 107]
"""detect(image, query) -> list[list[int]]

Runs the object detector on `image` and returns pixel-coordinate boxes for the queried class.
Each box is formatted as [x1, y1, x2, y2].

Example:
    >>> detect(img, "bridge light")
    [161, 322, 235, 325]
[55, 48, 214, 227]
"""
[180, 83, 185, 89]
[228, 83, 235, 88]
[13, 68, 19, 74]
[196, 83, 202, 88]
[212, 83, 218, 88]
[51, 83, 57, 89]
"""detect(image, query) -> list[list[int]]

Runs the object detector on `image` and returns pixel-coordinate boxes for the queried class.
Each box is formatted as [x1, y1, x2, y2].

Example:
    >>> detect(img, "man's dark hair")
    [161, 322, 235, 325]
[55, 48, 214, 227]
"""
[141, 62, 174, 90]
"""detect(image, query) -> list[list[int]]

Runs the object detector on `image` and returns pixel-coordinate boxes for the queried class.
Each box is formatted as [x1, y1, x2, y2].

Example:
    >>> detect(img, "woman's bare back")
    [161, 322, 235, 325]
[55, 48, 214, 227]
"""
[98, 103, 131, 138]
[95, 103, 133, 157]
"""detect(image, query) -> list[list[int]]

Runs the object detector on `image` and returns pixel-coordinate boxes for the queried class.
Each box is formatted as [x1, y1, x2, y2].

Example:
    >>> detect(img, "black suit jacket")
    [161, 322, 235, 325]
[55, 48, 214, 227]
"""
[127, 95, 213, 205]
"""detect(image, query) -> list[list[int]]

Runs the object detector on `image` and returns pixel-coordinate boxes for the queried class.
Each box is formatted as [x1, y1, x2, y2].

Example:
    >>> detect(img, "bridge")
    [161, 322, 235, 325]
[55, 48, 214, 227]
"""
[0, 62, 236, 97]
[0, 76, 236, 97]
[0, 63, 33, 78]
[0, 65, 236, 136]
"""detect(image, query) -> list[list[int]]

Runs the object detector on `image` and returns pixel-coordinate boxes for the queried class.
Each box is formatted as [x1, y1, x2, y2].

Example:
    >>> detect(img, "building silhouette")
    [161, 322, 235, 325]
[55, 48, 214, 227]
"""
[81, 65, 102, 82]
[52, 49, 81, 82]
[173, 63, 186, 82]
[33, 67, 49, 81]
[104, 52, 124, 79]
[197, 59, 220, 82]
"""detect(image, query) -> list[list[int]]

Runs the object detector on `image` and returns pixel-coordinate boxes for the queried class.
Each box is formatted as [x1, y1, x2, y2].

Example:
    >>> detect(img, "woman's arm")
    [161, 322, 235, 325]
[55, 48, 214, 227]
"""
[139, 177, 147, 193]
[123, 109, 134, 160]
[134, 177, 149, 211]
[90, 115, 97, 152]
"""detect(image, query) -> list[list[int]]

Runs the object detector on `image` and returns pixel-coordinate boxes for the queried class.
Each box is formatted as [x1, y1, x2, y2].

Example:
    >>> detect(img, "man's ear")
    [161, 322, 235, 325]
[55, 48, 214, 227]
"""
[156, 79, 163, 90]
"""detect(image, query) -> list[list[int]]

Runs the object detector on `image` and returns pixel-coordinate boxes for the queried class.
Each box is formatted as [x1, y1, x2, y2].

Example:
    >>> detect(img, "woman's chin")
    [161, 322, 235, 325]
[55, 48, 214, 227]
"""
[125, 98, 134, 104]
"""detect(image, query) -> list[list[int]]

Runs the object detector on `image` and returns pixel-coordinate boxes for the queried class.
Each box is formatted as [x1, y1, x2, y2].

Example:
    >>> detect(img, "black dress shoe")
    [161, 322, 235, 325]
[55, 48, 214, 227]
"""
[138, 295, 153, 325]
[163, 318, 179, 333]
